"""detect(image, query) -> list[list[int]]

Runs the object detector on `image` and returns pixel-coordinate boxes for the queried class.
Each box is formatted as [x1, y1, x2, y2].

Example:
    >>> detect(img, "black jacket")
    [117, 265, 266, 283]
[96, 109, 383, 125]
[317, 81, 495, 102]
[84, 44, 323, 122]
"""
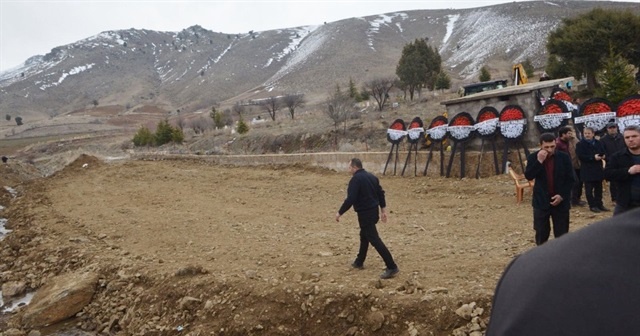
[525, 150, 575, 211]
[604, 149, 639, 208]
[600, 133, 626, 158]
[338, 169, 386, 215]
[576, 138, 606, 182]
[487, 209, 640, 336]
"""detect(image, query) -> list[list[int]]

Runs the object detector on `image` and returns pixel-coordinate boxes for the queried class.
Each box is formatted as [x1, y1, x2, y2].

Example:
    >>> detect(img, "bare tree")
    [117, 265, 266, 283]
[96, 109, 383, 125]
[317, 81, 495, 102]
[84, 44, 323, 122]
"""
[175, 115, 186, 130]
[324, 86, 353, 133]
[365, 77, 395, 111]
[232, 102, 245, 117]
[260, 96, 282, 121]
[282, 93, 306, 119]
[190, 116, 211, 134]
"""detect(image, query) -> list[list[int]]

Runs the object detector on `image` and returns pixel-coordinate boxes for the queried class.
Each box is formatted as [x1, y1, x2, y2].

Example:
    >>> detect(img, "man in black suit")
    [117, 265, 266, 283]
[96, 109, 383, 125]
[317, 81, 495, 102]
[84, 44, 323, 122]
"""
[524, 133, 576, 245]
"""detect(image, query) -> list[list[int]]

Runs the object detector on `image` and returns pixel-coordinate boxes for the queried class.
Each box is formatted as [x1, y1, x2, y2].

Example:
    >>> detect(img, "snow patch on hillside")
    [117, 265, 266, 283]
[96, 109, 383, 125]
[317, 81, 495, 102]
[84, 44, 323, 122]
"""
[442, 14, 460, 46]
[365, 13, 408, 50]
[264, 25, 326, 90]
[274, 27, 317, 62]
[443, 9, 552, 79]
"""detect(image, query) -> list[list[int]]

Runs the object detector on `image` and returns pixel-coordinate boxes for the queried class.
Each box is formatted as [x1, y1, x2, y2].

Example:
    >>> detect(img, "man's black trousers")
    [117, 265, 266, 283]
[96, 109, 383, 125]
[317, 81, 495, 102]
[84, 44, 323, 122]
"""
[355, 207, 397, 270]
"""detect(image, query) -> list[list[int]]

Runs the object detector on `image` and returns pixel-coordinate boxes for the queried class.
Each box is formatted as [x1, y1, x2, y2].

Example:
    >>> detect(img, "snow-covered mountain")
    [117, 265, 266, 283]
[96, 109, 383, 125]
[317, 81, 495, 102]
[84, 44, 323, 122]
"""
[0, 1, 638, 120]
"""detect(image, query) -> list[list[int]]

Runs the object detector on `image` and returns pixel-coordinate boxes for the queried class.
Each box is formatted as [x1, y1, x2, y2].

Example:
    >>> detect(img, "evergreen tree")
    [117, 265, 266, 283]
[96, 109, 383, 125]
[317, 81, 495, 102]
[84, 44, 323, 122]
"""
[479, 66, 491, 82]
[545, 54, 573, 79]
[396, 38, 442, 100]
[211, 106, 225, 129]
[171, 127, 184, 143]
[547, 8, 640, 90]
[154, 119, 174, 146]
[435, 71, 452, 91]
[133, 126, 154, 146]
[595, 50, 639, 105]
[348, 77, 361, 102]
[522, 58, 535, 78]
[236, 118, 249, 134]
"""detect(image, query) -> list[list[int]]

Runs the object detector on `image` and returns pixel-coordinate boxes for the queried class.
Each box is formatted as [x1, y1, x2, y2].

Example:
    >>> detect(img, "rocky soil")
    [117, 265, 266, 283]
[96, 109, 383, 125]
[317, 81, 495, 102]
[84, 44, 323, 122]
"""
[0, 153, 615, 336]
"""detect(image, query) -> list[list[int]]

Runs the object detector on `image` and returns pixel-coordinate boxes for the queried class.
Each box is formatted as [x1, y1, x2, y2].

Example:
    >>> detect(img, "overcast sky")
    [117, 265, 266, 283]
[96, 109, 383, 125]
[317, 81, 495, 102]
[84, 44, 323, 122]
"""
[1, 0, 639, 73]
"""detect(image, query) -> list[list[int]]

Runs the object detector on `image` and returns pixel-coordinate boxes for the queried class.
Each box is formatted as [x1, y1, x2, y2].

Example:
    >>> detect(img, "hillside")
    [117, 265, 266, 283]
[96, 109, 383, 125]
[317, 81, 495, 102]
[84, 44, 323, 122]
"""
[0, 1, 640, 161]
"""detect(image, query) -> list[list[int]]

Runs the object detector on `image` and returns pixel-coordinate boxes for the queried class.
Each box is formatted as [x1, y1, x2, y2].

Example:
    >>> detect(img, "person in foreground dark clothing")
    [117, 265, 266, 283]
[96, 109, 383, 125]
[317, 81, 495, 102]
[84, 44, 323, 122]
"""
[335, 158, 399, 279]
[525, 133, 576, 245]
[604, 125, 640, 215]
[486, 208, 640, 336]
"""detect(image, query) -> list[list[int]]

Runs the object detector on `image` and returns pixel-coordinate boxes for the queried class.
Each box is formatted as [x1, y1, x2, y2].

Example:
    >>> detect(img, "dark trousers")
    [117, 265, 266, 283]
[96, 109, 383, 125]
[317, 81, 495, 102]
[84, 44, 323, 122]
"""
[609, 180, 618, 202]
[355, 208, 397, 270]
[533, 207, 570, 245]
[584, 181, 603, 208]
[571, 169, 583, 204]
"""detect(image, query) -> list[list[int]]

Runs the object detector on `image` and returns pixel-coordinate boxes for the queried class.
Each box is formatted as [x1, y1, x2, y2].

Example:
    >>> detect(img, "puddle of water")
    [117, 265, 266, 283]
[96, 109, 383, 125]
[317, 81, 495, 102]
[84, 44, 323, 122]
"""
[1, 291, 34, 313]
[0, 218, 10, 240]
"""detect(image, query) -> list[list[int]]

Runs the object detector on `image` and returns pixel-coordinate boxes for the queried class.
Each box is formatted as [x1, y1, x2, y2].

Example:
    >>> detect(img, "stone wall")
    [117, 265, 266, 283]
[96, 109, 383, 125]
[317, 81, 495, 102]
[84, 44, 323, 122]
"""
[133, 149, 529, 179]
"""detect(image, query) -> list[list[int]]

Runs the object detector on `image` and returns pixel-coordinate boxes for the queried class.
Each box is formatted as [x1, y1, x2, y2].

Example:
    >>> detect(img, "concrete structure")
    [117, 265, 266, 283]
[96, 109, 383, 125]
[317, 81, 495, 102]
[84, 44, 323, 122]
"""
[441, 77, 575, 149]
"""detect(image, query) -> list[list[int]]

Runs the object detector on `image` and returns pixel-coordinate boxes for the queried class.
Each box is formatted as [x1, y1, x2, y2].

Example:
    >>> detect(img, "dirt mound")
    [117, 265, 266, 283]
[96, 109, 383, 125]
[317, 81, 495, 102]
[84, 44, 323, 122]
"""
[0, 160, 42, 187]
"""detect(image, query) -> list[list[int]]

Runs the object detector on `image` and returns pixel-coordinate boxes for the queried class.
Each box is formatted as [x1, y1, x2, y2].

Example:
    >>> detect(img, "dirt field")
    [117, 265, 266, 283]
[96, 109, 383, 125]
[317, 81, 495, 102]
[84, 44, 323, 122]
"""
[0, 154, 614, 335]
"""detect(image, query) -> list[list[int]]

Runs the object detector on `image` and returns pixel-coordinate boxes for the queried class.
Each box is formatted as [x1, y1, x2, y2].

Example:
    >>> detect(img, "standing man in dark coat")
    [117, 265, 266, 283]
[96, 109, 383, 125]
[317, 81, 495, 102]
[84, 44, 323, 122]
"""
[555, 125, 585, 206]
[336, 158, 399, 279]
[576, 127, 609, 213]
[600, 122, 626, 203]
[525, 133, 576, 245]
[604, 125, 640, 215]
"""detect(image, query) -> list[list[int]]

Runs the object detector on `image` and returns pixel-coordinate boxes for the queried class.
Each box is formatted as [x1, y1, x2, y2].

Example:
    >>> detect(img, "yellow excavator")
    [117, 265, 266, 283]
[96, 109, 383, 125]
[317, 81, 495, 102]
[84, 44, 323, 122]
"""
[513, 63, 528, 85]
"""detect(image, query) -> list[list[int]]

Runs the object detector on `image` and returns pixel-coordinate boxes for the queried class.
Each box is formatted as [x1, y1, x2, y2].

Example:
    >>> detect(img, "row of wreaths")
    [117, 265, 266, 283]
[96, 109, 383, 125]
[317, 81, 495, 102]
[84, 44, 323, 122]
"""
[386, 91, 640, 145]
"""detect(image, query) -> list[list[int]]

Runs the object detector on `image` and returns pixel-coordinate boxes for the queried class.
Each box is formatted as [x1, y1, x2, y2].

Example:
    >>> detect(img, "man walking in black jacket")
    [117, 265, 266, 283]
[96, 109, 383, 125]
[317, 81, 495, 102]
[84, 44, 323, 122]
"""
[336, 158, 399, 279]
[525, 133, 576, 245]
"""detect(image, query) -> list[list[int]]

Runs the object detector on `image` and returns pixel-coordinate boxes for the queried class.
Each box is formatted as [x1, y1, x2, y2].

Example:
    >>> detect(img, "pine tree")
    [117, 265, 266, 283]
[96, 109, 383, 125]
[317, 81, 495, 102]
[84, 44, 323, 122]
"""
[236, 118, 249, 134]
[348, 77, 361, 102]
[154, 119, 174, 146]
[435, 71, 452, 91]
[595, 50, 639, 105]
[479, 66, 491, 82]
[133, 126, 154, 146]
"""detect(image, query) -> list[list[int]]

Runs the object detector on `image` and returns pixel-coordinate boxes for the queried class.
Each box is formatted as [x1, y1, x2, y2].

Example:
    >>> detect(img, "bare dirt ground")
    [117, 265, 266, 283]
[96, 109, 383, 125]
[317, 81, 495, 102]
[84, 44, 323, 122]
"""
[0, 154, 614, 335]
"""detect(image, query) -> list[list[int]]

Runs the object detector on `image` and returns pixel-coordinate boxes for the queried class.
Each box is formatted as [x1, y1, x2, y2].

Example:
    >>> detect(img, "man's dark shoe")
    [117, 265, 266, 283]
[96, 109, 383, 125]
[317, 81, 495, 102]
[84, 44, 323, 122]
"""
[351, 262, 364, 270]
[572, 200, 587, 206]
[380, 268, 399, 279]
[590, 207, 601, 213]
[598, 206, 610, 212]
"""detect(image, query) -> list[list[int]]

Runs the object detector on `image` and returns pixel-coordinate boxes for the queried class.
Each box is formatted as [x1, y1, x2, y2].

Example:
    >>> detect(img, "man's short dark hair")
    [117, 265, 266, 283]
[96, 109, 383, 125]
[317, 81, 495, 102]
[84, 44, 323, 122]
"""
[540, 132, 556, 144]
[624, 125, 640, 134]
[350, 158, 363, 169]
[558, 126, 573, 137]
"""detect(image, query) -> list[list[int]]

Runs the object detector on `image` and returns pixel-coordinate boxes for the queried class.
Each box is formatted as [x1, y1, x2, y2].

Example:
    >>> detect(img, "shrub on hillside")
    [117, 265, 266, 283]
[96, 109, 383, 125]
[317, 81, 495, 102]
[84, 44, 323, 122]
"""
[132, 119, 183, 147]
[133, 126, 154, 146]
[236, 118, 249, 134]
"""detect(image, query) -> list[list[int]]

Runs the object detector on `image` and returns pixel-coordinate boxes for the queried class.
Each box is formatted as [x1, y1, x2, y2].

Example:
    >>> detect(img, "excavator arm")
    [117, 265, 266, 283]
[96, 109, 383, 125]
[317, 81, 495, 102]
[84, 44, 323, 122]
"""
[513, 63, 528, 85]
